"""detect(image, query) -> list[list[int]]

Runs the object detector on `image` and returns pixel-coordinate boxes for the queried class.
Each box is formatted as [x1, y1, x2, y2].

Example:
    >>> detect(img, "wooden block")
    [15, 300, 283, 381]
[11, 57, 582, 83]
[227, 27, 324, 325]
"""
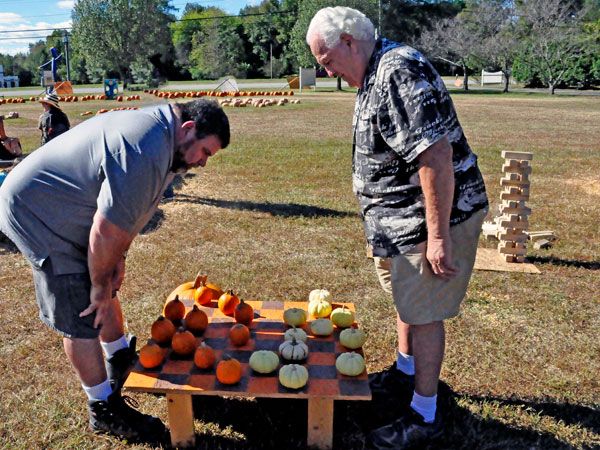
[519, 160, 530, 169]
[515, 255, 526, 263]
[500, 192, 530, 201]
[533, 239, 552, 249]
[502, 151, 533, 160]
[500, 177, 531, 187]
[507, 186, 521, 195]
[501, 206, 532, 216]
[526, 231, 556, 241]
[502, 200, 518, 209]
[498, 245, 528, 255]
[502, 165, 533, 175]
[503, 254, 515, 262]
[499, 219, 528, 229]
[482, 221, 498, 239]
[497, 232, 528, 242]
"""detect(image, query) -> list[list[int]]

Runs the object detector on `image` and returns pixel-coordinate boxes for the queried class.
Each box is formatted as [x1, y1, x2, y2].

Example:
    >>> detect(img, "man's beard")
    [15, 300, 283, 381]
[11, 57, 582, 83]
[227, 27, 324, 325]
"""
[170, 140, 195, 174]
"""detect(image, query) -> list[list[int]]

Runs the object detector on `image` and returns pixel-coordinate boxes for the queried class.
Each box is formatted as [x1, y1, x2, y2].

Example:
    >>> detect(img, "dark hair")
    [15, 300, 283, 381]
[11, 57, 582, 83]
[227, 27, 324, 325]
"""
[176, 99, 230, 149]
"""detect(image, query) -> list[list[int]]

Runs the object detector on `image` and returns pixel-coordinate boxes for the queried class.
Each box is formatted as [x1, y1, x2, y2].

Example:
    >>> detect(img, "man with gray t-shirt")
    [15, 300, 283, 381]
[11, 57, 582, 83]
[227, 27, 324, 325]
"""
[0, 99, 230, 443]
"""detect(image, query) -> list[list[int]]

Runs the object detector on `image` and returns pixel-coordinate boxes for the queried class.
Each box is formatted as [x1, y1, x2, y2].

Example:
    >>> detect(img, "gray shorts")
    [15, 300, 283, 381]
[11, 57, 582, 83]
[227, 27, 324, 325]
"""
[374, 208, 486, 325]
[31, 257, 99, 339]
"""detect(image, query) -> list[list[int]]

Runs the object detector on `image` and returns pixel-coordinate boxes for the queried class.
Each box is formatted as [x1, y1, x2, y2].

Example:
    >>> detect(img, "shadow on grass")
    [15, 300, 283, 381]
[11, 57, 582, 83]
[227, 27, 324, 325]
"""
[172, 193, 359, 219]
[178, 379, 586, 449]
[527, 255, 600, 270]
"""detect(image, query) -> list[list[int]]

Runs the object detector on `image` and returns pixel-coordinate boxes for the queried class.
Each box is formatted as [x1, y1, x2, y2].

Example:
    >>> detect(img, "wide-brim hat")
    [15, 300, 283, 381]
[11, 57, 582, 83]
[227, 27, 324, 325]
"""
[39, 92, 61, 109]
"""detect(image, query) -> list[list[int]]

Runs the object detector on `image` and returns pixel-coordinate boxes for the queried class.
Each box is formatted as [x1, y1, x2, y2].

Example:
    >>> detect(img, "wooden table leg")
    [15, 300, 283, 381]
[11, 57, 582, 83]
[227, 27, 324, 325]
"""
[166, 393, 195, 448]
[307, 397, 334, 449]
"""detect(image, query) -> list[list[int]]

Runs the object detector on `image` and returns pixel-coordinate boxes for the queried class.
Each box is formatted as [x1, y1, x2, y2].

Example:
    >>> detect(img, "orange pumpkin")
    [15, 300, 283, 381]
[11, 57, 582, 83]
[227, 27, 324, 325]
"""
[151, 316, 176, 345]
[194, 282, 213, 306]
[216, 355, 242, 384]
[194, 342, 216, 369]
[139, 344, 164, 369]
[234, 299, 254, 326]
[229, 323, 250, 346]
[163, 295, 186, 323]
[171, 328, 196, 356]
[218, 290, 240, 315]
[207, 283, 224, 300]
[184, 305, 208, 333]
[167, 273, 208, 303]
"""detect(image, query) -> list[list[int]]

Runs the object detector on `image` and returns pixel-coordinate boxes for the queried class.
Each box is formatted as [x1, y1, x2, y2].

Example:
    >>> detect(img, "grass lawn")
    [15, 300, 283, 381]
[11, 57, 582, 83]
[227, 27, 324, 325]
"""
[0, 90, 598, 449]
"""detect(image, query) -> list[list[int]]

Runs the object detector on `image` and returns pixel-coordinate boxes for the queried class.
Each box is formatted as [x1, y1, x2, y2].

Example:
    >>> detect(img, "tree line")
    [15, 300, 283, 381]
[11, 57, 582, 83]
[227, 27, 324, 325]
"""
[1, 0, 598, 94]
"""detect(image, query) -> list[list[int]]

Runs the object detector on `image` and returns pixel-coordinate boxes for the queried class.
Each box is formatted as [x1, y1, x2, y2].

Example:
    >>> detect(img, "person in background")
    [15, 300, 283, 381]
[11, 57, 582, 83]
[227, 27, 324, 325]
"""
[38, 92, 70, 145]
[0, 99, 230, 443]
[306, 6, 488, 448]
[0, 115, 22, 161]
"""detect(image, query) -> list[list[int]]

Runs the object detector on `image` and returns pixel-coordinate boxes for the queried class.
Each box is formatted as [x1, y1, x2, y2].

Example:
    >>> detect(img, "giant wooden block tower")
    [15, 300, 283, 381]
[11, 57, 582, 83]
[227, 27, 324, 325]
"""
[496, 151, 533, 262]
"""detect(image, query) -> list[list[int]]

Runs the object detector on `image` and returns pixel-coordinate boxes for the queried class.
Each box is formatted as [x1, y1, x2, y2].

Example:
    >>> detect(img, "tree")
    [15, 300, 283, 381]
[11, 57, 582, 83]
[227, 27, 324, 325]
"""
[71, 0, 174, 87]
[463, 0, 520, 93]
[382, 0, 464, 48]
[289, 0, 378, 89]
[419, 14, 479, 90]
[513, 0, 591, 94]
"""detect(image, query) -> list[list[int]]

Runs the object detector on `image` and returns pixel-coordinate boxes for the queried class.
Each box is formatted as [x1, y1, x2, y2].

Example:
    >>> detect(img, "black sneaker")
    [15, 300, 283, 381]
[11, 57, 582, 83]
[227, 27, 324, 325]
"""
[369, 408, 443, 449]
[105, 335, 137, 391]
[368, 364, 415, 395]
[89, 391, 167, 443]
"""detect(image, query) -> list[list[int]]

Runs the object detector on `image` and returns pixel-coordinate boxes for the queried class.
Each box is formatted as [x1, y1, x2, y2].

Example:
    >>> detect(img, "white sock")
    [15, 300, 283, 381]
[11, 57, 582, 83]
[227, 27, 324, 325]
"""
[101, 335, 128, 358]
[395, 351, 415, 375]
[82, 379, 113, 402]
[411, 391, 437, 423]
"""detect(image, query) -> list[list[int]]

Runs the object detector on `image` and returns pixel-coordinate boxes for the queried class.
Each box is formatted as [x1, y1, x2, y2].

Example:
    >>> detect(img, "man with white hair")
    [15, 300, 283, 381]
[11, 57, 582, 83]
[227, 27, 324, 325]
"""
[307, 6, 488, 448]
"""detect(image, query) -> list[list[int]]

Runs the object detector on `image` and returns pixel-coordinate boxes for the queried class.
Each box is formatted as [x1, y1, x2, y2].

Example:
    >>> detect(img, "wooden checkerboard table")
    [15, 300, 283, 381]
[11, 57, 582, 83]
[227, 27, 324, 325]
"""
[124, 300, 371, 449]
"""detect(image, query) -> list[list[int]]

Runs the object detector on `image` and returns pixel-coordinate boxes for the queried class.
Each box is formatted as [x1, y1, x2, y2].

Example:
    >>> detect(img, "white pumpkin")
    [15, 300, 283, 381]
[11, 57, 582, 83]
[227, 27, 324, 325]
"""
[284, 326, 308, 343]
[279, 337, 309, 360]
[309, 289, 332, 304]
[283, 307, 307, 327]
[310, 318, 334, 336]
[249, 350, 279, 374]
[336, 352, 366, 376]
[279, 364, 309, 389]
[330, 306, 355, 328]
[339, 328, 366, 349]
[308, 299, 332, 318]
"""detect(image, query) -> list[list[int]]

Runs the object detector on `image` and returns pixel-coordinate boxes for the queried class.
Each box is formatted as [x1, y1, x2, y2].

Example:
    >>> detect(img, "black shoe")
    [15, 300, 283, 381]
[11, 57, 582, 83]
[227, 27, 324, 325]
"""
[369, 408, 443, 449]
[368, 364, 415, 395]
[88, 391, 167, 443]
[106, 335, 137, 391]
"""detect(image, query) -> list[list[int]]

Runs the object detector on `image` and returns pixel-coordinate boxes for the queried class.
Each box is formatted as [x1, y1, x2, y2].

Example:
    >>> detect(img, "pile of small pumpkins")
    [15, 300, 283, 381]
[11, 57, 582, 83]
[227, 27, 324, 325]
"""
[138, 276, 367, 390]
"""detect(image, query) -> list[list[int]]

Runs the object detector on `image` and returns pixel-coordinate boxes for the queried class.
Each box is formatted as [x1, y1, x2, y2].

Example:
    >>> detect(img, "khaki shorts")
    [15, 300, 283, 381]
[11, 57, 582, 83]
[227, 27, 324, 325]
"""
[374, 208, 486, 325]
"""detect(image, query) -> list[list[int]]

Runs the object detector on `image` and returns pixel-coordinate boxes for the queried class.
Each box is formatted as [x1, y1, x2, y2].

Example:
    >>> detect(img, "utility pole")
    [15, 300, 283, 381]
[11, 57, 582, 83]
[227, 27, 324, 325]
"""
[62, 30, 71, 81]
[378, 0, 382, 38]
[270, 43, 273, 79]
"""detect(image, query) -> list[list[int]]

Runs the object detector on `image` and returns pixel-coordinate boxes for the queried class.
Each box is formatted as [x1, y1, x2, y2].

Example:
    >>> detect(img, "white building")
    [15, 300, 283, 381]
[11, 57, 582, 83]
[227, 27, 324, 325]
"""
[0, 65, 19, 88]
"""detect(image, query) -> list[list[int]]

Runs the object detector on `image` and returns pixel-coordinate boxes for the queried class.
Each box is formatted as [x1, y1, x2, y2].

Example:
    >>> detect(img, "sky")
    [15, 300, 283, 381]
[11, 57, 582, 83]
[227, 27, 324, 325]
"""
[0, 0, 260, 58]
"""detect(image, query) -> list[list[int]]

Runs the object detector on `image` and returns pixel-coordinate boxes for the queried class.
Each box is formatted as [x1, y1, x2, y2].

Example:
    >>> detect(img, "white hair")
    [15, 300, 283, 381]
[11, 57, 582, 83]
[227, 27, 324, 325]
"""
[306, 6, 375, 49]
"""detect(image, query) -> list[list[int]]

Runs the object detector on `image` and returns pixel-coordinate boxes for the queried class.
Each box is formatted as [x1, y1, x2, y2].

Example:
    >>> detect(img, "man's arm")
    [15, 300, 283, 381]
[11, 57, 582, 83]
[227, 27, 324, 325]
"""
[418, 136, 456, 280]
[80, 211, 133, 327]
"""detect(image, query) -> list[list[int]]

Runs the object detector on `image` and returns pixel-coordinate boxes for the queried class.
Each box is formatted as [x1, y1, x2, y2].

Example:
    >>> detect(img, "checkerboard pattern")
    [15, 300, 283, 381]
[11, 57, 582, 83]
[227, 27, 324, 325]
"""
[124, 300, 371, 401]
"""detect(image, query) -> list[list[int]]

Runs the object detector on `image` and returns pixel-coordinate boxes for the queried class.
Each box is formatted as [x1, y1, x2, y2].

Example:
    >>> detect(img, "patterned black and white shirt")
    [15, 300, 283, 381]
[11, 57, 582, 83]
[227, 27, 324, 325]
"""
[353, 38, 488, 258]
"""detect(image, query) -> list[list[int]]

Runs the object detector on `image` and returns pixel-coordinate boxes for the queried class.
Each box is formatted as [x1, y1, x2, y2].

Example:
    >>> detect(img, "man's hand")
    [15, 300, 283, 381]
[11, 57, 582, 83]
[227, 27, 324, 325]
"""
[426, 236, 457, 280]
[79, 284, 113, 328]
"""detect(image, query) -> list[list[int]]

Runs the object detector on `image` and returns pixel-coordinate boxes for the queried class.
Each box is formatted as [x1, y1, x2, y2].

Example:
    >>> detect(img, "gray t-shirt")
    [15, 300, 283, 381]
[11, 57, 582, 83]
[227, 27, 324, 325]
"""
[0, 104, 176, 274]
